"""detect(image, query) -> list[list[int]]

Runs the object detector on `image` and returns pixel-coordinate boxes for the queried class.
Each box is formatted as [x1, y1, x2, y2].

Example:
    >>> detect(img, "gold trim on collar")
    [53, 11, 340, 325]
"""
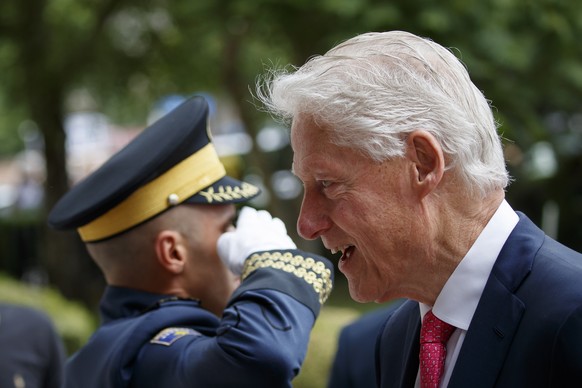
[78, 143, 226, 242]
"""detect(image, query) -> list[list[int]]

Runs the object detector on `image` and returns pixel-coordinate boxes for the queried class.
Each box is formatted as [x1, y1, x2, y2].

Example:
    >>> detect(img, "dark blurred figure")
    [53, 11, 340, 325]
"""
[0, 303, 66, 388]
[328, 299, 405, 388]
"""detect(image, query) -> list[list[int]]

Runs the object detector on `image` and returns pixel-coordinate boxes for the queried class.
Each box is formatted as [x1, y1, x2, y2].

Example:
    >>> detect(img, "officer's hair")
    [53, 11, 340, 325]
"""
[86, 221, 158, 280]
[86, 206, 194, 281]
[256, 30, 510, 198]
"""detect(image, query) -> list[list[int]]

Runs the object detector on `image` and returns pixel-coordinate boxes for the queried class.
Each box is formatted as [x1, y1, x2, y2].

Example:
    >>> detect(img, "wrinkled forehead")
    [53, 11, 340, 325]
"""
[290, 113, 335, 149]
[291, 119, 329, 168]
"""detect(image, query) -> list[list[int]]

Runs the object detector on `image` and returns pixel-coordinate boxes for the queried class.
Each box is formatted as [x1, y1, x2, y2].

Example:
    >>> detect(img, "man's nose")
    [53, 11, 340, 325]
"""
[297, 192, 330, 240]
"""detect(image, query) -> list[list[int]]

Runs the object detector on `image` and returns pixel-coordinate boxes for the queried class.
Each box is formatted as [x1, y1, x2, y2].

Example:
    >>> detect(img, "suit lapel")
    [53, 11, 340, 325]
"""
[448, 213, 541, 388]
[448, 275, 525, 387]
[377, 300, 421, 388]
[400, 312, 421, 388]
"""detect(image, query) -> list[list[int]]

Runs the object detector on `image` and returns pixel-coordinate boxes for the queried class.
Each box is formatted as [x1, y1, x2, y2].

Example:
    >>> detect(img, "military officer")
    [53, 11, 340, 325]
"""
[48, 96, 333, 387]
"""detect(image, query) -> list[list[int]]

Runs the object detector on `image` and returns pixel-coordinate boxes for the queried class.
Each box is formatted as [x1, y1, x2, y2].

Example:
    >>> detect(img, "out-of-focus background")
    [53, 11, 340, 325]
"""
[1, 0, 582, 386]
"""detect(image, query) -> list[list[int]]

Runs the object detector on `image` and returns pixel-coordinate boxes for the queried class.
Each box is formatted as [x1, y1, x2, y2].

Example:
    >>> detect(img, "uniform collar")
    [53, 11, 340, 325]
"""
[99, 286, 198, 324]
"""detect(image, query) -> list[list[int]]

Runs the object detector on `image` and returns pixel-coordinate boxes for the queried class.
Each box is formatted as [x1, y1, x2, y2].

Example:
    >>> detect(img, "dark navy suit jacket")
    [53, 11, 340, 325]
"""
[328, 300, 405, 388]
[376, 213, 582, 387]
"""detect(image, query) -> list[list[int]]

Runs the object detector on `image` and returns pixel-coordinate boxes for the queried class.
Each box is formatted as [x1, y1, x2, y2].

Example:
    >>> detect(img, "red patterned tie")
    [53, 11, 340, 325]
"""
[419, 310, 455, 388]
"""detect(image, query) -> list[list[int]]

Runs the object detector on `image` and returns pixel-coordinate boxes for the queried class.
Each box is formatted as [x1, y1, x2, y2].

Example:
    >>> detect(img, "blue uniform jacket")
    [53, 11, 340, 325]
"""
[64, 249, 333, 388]
[376, 213, 582, 387]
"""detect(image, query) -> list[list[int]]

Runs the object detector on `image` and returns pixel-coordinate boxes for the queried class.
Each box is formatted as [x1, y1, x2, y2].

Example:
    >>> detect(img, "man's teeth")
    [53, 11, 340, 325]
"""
[331, 245, 353, 255]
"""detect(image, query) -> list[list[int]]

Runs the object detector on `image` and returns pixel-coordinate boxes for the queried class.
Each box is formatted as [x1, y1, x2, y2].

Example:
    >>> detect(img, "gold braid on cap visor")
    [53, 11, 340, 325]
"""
[78, 143, 226, 242]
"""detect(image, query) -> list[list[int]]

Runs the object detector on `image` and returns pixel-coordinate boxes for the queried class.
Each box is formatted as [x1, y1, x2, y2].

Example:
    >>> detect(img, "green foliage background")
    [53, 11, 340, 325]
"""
[1, 0, 582, 384]
[293, 306, 361, 387]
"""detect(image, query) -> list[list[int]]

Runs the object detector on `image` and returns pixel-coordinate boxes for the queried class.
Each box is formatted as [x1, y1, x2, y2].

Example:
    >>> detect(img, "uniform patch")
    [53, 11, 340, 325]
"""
[150, 327, 201, 346]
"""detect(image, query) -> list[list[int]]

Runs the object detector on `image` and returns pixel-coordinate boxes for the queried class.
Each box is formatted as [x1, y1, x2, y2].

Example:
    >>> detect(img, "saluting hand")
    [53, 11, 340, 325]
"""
[217, 206, 297, 275]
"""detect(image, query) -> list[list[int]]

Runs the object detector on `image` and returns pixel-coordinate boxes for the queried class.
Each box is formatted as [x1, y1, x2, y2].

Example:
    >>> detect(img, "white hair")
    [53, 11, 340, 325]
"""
[256, 30, 510, 197]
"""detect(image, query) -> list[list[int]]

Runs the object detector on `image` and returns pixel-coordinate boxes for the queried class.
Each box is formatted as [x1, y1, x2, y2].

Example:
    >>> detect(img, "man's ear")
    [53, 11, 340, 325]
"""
[405, 130, 445, 199]
[154, 230, 187, 274]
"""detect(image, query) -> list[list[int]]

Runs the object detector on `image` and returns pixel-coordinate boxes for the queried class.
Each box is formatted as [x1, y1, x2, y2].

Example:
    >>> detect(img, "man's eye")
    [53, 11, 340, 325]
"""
[320, 180, 331, 188]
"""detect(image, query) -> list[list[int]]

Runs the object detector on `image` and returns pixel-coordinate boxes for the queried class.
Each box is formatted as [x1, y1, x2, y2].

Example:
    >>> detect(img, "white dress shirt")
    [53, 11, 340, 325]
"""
[414, 199, 519, 387]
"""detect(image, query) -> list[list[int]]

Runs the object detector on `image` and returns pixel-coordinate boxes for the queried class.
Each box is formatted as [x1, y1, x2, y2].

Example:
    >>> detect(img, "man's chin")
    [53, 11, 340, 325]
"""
[347, 283, 375, 303]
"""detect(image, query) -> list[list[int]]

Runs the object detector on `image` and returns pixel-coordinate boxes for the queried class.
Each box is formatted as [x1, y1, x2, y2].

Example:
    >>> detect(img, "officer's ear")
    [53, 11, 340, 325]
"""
[154, 230, 187, 274]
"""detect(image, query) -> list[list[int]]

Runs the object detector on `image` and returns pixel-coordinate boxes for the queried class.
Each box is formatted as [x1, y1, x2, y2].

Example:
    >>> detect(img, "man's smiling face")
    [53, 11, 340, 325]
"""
[291, 114, 427, 303]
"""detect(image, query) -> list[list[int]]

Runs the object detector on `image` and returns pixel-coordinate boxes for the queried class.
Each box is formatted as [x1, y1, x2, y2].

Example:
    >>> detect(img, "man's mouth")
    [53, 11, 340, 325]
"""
[331, 245, 355, 262]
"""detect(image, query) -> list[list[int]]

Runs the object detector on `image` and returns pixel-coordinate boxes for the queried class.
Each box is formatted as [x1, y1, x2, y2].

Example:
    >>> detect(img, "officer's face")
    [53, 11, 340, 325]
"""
[291, 114, 429, 304]
[180, 203, 238, 316]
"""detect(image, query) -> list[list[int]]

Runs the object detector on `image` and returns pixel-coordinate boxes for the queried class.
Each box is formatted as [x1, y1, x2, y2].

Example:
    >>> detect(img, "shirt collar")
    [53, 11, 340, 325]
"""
[420, 199, 519, 328]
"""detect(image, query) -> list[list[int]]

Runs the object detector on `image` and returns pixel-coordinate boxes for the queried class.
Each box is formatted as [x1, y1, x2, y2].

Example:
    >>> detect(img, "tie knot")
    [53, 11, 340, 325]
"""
[420, 310, 455, 345]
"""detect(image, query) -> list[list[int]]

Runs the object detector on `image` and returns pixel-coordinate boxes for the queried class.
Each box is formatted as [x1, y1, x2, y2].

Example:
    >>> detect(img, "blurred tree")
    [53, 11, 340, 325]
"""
[0, 0, 145, 305]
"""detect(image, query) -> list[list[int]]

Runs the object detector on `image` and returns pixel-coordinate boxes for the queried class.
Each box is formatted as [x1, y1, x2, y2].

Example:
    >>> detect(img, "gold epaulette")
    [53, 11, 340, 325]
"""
[241, 251, 333, 304]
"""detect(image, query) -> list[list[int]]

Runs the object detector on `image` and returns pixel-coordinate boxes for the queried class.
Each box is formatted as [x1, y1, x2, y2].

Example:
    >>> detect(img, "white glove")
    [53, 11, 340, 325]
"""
[217, 206, 297, 275]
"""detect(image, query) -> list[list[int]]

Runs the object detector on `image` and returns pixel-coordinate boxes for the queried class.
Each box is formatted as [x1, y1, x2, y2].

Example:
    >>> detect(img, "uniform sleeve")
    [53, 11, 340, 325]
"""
[131, 249, 333, 388]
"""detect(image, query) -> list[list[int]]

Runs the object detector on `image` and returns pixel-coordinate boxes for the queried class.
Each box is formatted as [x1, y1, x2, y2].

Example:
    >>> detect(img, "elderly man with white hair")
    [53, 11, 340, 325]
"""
[258, 30, 582, 388]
